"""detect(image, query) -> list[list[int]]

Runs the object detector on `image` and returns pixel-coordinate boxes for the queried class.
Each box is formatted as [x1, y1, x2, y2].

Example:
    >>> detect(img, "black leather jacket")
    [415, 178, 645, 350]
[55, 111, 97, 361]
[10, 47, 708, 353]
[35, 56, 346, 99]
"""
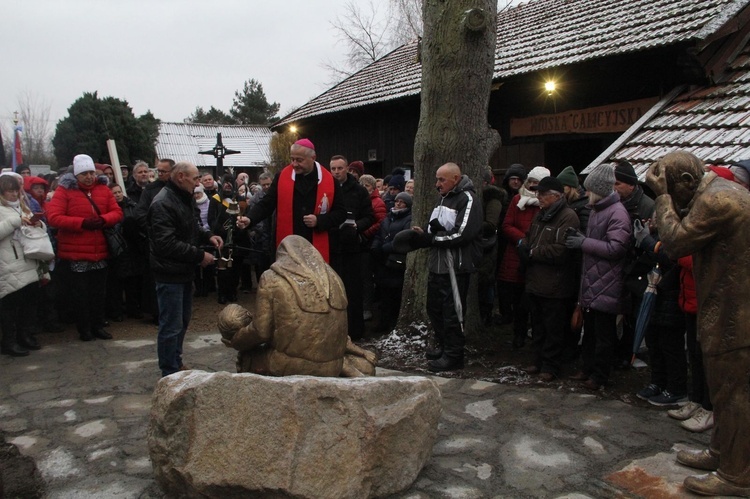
[147, 181, 213, 283]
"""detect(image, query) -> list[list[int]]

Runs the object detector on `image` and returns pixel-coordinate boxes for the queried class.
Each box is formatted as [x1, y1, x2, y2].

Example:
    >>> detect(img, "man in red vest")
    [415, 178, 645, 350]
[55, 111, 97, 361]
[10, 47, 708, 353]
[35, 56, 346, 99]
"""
[237, 139, 345, 263]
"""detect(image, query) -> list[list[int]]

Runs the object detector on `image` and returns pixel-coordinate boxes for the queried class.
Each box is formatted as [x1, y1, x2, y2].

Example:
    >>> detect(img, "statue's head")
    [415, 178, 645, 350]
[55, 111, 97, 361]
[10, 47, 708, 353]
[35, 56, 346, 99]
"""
[653, 151, 704, 212]
[217, 304, 253, 344]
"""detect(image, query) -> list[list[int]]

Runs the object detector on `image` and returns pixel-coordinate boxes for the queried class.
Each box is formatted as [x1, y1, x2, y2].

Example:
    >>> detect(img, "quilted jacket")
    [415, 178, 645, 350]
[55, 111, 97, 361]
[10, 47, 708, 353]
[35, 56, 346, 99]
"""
[46, 173, 123, 262]
[0, 204, 40, 299]
[578, 191, 631, 314]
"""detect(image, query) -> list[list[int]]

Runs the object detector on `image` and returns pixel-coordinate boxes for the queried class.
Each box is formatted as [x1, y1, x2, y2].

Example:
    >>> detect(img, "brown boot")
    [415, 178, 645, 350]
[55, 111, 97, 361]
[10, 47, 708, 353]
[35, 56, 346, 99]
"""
[676, 448, 719, 471]
[684, 472, 750, 496]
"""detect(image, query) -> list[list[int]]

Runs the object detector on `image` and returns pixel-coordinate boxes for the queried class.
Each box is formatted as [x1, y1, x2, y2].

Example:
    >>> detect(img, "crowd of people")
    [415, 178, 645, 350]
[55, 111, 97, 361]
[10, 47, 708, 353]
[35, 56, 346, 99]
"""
[2, 144, 746, 435]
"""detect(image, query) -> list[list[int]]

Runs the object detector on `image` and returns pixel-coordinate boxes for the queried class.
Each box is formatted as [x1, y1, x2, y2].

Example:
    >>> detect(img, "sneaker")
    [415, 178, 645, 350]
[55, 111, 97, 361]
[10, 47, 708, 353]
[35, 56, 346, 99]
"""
[681, 408, 714, 433]
[668, 401, 701, 420]
[636, 383, 663, 401]
[648, 390, 688, 407]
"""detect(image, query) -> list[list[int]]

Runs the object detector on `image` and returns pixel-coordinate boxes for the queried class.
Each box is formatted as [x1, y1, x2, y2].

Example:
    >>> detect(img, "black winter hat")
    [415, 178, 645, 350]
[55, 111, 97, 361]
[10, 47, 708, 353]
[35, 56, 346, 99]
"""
[504, 164, 528, 182]
[614, 160, 638, 186]
[532, 176, 564, 193]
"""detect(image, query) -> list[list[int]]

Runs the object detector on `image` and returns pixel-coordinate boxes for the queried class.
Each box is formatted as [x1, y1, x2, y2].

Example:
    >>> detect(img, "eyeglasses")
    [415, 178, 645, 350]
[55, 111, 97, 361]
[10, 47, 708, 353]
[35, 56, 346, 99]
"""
[157, 169, 171, 175]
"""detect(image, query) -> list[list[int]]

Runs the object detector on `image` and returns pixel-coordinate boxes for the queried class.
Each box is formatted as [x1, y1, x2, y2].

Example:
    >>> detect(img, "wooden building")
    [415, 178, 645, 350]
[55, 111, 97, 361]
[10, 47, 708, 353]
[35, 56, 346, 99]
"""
[274, 0, 750, 179]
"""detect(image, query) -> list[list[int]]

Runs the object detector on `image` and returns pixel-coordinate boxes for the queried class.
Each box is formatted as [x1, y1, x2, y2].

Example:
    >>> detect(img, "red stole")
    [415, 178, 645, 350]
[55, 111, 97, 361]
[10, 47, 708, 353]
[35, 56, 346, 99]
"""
[276, 163, 335, 262]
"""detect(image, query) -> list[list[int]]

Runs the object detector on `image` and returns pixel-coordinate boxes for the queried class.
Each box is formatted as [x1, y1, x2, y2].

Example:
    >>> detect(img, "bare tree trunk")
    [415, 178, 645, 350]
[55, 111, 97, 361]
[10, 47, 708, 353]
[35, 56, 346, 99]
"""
[398, 0, 501, 334]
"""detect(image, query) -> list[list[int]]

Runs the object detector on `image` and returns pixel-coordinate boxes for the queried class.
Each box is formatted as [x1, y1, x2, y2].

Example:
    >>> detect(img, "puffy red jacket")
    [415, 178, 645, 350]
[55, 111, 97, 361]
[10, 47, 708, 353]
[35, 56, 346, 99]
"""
[47, 173, 123, 262]
[363, 189, 387, 241]
[497, 194, 540, 283]
[678, 255, 697, 314]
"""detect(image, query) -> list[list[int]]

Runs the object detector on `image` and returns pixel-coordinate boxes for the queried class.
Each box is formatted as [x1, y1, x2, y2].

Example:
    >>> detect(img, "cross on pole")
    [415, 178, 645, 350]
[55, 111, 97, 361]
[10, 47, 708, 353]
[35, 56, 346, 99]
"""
[198, 132, 240, 180]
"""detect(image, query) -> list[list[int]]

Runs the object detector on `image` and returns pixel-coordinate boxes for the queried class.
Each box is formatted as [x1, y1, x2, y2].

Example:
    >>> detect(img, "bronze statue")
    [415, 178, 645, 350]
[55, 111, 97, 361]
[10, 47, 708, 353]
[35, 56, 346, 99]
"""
[646, 150, 750, 496]
[218, 235, 377, 377]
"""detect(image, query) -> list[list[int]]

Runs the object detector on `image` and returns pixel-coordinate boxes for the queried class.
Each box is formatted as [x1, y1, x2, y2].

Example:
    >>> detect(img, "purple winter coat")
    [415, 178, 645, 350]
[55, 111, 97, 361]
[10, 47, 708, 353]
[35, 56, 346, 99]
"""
[578, 191, 631, 314]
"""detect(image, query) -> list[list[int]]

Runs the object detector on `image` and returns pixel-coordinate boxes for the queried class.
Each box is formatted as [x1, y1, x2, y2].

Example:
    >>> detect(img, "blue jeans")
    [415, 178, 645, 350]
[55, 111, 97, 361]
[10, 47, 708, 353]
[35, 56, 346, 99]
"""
[155, 281, 193, 377]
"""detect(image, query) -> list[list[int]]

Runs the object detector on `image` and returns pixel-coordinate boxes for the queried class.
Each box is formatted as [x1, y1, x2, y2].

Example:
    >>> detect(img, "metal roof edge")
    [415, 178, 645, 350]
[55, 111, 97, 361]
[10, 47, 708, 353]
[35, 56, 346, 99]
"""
[581, 85, 688, 175]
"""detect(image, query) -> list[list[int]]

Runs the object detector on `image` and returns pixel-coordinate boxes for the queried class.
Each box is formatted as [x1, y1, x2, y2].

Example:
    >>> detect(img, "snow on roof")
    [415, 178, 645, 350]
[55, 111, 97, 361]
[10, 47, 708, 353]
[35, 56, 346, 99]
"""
[277, 0, 745, 126]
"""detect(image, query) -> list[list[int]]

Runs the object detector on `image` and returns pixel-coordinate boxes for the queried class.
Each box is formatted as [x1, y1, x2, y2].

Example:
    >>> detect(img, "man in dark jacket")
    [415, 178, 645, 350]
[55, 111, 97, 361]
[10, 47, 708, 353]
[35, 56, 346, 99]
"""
[135, 158, 175, 323]
[518, 177, 579, 381]
[147, 162, 222, 377]
[328, 155, 374, 340]
[413, 162, 483, 372]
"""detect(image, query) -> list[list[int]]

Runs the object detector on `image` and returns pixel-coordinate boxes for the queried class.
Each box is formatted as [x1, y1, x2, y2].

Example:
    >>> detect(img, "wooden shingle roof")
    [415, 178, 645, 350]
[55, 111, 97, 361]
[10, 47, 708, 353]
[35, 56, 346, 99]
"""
[277, 0, 746, 127]
[585, 43, 750, 177]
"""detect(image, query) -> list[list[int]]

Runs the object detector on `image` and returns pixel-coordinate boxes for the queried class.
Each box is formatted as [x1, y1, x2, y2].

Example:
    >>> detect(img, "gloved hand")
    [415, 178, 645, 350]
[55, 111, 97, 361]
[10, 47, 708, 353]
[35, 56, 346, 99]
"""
[428, 218, 446, 234]
[633, 219, 650, 248]
[482, 221, 496, 239]
[81, 216, 105, 230]
[565, 229, 585, 249]
[517, 240, 531, 264]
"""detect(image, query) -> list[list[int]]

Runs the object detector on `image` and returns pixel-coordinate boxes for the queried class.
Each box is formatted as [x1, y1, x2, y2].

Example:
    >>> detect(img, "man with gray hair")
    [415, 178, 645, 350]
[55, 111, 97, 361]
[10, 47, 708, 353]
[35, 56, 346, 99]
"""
[147, 161, 223, 377]
[127, 160, 150, 204]
[237, 138, 345, 263]
[518, 176, 579, 381]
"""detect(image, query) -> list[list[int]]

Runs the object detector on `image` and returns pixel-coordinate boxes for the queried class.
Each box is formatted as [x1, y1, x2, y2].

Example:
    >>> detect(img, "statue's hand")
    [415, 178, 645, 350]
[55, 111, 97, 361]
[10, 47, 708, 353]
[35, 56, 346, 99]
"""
[363, 350, 378, 365]
[646, 160, 668, 197]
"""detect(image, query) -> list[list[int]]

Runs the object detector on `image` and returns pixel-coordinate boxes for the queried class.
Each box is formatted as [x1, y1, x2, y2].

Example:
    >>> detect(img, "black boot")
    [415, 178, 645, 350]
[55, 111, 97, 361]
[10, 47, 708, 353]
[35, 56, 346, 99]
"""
[427, 354, 464, 372]
[1, 316, 30, 357]
[17, 333, 41, 351]
[1, 343, 29, 357]
[425, 345, 443, 360]
[92, 328, 112, 340]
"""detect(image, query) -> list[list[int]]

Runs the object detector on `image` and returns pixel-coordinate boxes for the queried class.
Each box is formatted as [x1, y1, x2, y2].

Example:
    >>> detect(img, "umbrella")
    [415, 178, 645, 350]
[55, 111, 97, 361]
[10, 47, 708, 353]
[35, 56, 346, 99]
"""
[445, 250, 464, 333]
[631, 264, 662, 365]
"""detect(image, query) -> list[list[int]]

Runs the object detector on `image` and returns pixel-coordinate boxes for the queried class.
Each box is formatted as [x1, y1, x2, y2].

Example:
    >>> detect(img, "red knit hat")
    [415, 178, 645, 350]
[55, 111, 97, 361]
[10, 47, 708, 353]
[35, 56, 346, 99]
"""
[348, 161, 364, 176]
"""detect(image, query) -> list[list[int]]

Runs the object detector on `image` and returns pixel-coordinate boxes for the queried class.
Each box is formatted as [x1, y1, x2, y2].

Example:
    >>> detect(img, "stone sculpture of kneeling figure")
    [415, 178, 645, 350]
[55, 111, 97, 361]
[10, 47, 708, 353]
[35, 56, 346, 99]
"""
[217, 235, 377, 377]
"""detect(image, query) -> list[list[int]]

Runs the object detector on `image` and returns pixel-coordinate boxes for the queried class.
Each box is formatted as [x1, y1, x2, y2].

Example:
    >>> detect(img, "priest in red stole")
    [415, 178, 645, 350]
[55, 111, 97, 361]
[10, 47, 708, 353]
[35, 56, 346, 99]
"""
[238, 139, 346, 263]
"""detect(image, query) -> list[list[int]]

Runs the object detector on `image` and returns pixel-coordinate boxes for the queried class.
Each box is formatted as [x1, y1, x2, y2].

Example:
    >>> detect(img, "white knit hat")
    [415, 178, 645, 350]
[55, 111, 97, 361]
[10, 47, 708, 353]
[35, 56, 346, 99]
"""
[73, 154, 96, 176]
[527, 166, 551, 181]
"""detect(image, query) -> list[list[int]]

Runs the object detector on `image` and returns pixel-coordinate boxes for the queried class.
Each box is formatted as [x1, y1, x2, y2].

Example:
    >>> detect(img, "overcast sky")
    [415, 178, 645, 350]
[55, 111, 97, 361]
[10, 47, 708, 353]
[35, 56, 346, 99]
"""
[1, 0, 357, 129]
[2, 0, 524, 135]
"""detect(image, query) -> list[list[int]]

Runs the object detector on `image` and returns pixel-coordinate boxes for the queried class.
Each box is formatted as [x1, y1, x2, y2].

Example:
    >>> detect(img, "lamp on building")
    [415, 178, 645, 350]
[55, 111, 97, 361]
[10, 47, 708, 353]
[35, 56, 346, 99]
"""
[289, 125, 297, 134]
[545, 80, 556, 96]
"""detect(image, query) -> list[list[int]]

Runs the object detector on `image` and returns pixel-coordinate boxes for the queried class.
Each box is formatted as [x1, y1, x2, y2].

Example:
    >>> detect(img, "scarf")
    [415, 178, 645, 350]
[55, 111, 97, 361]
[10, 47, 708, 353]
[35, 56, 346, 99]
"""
[276, 163, 335, 262]
[516, 185, 540, 211]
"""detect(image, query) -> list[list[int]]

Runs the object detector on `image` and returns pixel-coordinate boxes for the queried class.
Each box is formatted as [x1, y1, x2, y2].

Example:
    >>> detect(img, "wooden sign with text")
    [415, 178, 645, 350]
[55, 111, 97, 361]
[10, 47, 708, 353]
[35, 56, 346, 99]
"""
[510, 97, 659, 138]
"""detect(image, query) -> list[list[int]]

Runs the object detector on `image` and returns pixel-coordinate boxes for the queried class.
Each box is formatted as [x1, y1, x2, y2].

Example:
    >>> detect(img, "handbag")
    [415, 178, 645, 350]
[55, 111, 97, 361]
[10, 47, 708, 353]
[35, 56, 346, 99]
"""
[571, 304, 584, 331]
[15, 222, 55, 261]
[83, 193, 127, 258]
[103, 225, 127, 258]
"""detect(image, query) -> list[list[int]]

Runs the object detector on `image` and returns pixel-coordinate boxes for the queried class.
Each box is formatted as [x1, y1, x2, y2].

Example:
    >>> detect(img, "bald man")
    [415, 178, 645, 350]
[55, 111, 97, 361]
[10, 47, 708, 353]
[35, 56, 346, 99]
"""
[413, 162, 483, 371]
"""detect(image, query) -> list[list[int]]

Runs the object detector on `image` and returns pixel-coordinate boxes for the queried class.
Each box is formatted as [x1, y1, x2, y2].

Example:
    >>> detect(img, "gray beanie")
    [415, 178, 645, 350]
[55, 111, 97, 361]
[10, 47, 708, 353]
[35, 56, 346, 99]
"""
[583, 164, 615, 197]
[394, 191, 413, 208]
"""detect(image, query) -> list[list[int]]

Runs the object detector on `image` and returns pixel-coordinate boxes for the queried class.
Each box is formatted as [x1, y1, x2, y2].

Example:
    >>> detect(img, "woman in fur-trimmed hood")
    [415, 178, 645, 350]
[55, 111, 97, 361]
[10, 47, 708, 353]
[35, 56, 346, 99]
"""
[46, 154, 122, 342]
